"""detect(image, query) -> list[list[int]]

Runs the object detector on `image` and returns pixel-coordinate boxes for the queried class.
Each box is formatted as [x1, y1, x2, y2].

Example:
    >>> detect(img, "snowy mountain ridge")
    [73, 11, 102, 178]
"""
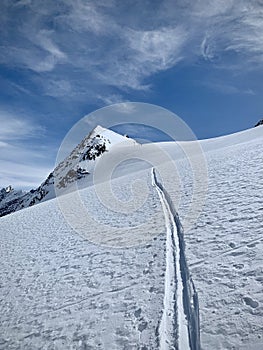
[1, 124, 262, 218]
[0, 125, 135, 217]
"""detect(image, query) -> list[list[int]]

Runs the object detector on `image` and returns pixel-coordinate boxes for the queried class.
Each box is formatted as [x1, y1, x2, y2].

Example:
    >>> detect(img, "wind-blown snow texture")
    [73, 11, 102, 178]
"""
[0, 125, 262, 349]
[159, 126, 263, 349]
[0, 172, 167, 350]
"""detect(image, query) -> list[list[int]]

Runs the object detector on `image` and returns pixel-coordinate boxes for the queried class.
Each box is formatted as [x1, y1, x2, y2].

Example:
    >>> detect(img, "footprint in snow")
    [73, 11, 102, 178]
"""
[243, 296, 259, 308]
[138, 321, 148, 332]
[233, 263, 244, 270]
[134, 308, 142, 319]
[255, 276, 263, 282]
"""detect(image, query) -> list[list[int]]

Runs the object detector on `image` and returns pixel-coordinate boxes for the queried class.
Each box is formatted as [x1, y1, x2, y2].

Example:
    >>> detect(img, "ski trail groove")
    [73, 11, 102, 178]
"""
[151, 168, 201, 350]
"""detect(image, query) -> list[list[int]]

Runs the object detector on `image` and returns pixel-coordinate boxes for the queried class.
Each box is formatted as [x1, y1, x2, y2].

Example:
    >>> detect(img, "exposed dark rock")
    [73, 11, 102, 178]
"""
[255, 119, 263, 127]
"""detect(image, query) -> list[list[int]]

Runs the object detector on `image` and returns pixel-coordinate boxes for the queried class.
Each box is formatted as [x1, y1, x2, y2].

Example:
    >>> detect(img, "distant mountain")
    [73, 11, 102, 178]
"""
[0, 125, 136, 218]
[0, 186, 25, 217]
[255, 119, 263, 127]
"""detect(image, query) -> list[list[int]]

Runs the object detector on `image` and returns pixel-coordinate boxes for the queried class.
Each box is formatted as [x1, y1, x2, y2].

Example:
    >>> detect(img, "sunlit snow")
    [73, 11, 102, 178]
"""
[0, 125, 262, 349]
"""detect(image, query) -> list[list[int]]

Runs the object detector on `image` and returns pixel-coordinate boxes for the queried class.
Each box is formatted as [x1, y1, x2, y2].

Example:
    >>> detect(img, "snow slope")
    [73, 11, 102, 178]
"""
[0, 170, 167, 350]
[158, 125, 263, 349]
[0, 125, 262, 349]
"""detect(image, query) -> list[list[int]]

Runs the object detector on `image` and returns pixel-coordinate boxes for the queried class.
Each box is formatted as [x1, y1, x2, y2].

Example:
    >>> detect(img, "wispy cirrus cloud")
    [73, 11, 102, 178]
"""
[0, 0, 262, 189]
[0, 159, 52, 189]
[0, 110, 52, 189]
[202, 80, 255, 95]
[0, 111, 44, 141]
[107, 26, 186, 89]
[96, 94, 127, 106]
[1, 0, 263, 100]
[194, 1, 263, 66]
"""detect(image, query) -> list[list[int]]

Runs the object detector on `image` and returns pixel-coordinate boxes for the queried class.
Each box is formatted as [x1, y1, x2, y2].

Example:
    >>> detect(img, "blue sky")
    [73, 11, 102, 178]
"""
[0, 0, 263, 189]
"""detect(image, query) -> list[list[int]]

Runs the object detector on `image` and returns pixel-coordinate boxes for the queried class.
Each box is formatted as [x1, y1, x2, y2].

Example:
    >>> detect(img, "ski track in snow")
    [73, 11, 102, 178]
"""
[151, 168, 200, 350]
[160, 135, 263, 349]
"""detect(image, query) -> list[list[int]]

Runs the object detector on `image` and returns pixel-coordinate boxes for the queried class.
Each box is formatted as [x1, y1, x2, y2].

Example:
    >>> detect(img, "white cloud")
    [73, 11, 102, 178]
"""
[0, 141, 9, 148]
[96, 94, 126, 106]
[0, 110, 52, 189]
[14, 0, 32, 7]
[101, 102, 137, 115]
[90, 27, 187, 91]
[191, 0, 235, 18]
[44, 79, 72, 97]
[36, 30, 66, 59]
[24, 29, 67, 72]
[201, 34, 215, 61]
[128, 27, 185, 69]
[63, 0, 115, 35]
[0, 159, 52, 189]
[194, 1, 263, 66]
[1, 0, 263, 98]
[0, 111, 44, 141]
[202, 81, 255, 95]
[0, 1, 188, 93]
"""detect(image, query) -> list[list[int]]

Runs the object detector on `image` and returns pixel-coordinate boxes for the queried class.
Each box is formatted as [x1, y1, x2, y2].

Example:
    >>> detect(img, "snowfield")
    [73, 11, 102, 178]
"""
[0, 125, 262, 349]
[159, 126, 263, 349]
[185, 133, 263, 349]
[0, 171, 167, 350]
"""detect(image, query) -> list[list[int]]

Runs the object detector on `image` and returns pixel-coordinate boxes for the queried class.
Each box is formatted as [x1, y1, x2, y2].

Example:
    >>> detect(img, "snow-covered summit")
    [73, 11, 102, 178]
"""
[53, 124, 136, 191]
[89, 125, 132, 145]
[0, 125, 137, 217]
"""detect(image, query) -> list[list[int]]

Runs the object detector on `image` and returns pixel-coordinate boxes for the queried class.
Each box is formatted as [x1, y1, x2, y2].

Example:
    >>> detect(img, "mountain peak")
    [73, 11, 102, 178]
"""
[90, 124, 108, 136]
[0, 124, 137, 217]
[86, 124, 137, 146]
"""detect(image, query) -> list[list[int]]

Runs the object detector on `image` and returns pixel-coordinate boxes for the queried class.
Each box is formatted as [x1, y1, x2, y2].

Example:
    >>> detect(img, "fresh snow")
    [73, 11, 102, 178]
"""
[0, 125, 262, 349]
